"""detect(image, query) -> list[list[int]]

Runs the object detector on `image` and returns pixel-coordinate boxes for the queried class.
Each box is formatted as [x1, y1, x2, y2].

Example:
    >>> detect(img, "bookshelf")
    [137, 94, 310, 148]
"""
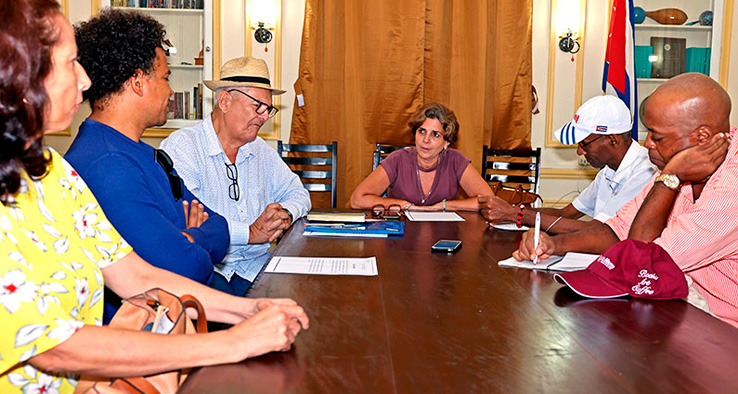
[101, 0, 216, 137]
[634, 0, 726, 140]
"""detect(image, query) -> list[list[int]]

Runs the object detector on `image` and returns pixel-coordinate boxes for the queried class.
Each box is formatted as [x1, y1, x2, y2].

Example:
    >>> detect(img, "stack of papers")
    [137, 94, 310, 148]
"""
[306, 212, 366, 223]
[405, 212, 464, 221]
[498, 252, 598, 272]
[303, 221, 404, 238]
[492, 222, 529, 231]
[265, 256, 378, 276]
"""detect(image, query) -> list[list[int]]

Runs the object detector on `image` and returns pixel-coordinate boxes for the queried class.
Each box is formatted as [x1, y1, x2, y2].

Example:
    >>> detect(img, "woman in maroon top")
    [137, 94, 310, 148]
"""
[350, 103, 492, 211]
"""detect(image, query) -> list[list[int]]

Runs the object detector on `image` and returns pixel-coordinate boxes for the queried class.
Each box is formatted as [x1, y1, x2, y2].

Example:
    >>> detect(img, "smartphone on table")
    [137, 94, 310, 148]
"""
[431, 239, 462, 253]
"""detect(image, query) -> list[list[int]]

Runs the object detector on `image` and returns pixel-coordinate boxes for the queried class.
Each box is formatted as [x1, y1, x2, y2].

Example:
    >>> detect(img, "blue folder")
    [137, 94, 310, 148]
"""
[304, 221, 404, 236]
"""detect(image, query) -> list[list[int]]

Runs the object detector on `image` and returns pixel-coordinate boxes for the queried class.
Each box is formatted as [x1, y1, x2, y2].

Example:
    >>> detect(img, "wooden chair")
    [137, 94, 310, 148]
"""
[277, 141, 338, 208]
[481, 146, 541, 194]
[372, 143, 410, 170]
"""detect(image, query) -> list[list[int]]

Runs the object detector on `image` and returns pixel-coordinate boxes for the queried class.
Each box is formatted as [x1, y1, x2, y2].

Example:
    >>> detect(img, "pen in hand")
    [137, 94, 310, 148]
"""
[533, 212, 541, 264]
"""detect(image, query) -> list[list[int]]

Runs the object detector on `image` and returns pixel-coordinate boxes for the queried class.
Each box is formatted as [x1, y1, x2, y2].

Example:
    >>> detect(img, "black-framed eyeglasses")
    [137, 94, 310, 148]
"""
[225, 162, 240, 201]
[154, 149, 184, 201]
[578, 135, 602, 149]
[372, 204, 403, 220]
[227, 89, 279, 118]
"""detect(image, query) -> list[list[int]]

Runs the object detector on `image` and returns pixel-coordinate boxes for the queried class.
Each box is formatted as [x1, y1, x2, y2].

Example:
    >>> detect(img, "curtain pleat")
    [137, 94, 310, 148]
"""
[291, 0, 532, 208]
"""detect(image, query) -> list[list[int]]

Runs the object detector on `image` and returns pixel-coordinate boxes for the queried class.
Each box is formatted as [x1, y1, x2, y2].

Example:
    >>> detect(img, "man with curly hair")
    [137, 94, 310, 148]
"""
[65, 9, 231, 323]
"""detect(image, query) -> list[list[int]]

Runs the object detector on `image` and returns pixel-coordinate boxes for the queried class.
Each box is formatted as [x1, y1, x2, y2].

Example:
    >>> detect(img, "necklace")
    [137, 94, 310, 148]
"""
[416, 151, 442, 204]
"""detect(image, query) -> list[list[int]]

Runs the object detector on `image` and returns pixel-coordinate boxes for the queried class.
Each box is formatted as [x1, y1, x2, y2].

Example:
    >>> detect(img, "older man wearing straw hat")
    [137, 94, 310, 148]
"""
[161, 56, 310, 296]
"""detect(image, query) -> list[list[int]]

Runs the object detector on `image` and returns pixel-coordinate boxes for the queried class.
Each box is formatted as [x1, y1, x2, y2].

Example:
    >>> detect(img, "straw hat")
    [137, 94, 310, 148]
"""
[203, 56, 285, 95]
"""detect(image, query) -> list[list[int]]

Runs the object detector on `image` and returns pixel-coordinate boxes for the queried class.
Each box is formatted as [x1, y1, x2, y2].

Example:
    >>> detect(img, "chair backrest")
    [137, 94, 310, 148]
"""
[277, 141, 338, 208]
[481, 146, 541, 195]
[372, 143, 411, 170]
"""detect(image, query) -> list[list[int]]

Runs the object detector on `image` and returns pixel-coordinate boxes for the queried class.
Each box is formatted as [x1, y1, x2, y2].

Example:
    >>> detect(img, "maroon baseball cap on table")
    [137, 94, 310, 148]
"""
[554, 239, 688, 300]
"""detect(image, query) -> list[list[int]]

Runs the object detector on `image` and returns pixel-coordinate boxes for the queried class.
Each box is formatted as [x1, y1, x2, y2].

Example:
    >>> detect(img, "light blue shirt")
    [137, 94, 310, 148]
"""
[161, 115, 311, 281]
[572, 141, 656, 222]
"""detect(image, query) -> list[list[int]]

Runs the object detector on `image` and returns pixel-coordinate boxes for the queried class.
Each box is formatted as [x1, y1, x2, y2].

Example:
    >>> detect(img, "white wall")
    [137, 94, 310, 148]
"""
[54, 0, 738, 205]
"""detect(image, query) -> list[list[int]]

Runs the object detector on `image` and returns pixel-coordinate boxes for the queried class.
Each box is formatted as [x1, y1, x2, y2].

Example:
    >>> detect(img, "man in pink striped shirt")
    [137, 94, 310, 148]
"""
[515, 73, 738, 329]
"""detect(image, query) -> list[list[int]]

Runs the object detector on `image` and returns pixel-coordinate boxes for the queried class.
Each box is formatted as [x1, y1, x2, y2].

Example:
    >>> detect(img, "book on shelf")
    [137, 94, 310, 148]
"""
[115, 0, 202, 9]
[166, 95, 175, 119]
[306, 212, 367, 223]
[173, 92, 183, 119]
[184, 91, 190, 119]
[197, 83, 203, 119]
[303, 221, 404, 237]
[190, 84, 202, 120]
[193, 85, 199, 120]
[167, 88, 203, 121]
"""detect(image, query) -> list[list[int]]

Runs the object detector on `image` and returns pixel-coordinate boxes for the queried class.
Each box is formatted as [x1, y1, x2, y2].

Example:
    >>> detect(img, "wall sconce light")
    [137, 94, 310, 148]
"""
[250, 1, 277, 50]
[254, 22, 272, 44]
[555, 0, 582, 57]
[558, 29, 580, 54]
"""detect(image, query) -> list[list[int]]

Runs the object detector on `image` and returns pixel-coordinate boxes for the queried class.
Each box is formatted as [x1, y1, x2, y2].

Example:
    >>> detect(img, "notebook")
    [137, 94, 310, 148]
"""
[303, 221, 404, 237]
[498, 252, 598, 272]
[306, 212, 367, 223]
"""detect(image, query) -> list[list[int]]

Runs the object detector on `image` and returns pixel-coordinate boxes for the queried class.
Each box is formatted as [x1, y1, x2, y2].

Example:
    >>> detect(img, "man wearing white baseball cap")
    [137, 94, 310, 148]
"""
[481, 94, 655, 234]
[161, 57, 311, 296]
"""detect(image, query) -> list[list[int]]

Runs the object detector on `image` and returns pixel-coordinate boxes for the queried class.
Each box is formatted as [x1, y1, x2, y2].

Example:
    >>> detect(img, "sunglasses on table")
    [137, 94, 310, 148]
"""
[371, 204, 403, 221]
[154, 149, 184, 201]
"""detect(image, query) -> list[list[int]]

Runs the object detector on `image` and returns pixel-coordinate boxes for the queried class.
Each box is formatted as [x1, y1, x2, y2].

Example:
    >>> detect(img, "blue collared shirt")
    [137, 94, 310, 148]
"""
[161, 115, 311, 281]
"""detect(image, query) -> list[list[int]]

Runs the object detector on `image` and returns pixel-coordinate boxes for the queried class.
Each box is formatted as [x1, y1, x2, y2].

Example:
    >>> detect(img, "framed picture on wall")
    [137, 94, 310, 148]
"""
[650, 37, 686, 79]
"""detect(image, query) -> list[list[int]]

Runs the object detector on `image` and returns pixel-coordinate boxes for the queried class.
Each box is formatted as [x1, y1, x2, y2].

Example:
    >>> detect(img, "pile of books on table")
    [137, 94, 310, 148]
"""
[304, 212, 404, 238]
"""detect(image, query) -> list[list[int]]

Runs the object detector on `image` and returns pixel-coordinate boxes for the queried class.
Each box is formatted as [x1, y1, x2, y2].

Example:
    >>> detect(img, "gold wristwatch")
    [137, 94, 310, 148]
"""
[655, 174, 680, 190]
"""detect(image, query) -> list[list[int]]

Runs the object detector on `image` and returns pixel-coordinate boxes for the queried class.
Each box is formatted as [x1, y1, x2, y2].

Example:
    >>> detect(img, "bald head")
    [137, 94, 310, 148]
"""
[646, 73, 731, 137]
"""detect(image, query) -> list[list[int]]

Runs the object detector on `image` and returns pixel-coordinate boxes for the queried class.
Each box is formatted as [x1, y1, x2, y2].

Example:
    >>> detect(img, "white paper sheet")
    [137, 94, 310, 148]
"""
[492, 222, 530, 231]
[405, 212, 465, 222]
[498, 252, 598, 272]
[265, 256, 378, 276]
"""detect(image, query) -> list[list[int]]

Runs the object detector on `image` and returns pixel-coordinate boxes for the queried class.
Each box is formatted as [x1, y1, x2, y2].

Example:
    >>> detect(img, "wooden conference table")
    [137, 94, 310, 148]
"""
[179, 212, 738, 393]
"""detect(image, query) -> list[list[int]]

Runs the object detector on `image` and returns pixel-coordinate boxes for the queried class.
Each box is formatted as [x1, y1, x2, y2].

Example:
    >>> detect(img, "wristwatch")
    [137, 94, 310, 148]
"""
[655, 174, 680, 190]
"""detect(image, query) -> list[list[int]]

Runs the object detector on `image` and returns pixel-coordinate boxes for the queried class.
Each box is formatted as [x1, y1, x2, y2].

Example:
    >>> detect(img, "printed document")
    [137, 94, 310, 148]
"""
[405, 212, 465, 221]
[265, 256, 378, 276]
[498, 252, 598, 272]
[492, 222, 530, 231]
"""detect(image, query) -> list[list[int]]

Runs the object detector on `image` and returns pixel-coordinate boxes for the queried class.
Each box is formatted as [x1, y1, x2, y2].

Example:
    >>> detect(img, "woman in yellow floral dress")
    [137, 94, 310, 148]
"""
[0, 1, 309, 393]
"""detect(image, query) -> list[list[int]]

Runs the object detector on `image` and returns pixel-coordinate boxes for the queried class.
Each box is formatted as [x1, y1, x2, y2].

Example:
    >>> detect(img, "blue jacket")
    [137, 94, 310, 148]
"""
[66, 118, 229, 322]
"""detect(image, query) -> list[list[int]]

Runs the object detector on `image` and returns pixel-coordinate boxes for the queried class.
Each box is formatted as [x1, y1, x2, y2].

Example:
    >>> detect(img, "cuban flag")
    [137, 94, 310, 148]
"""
[602, 0, 638, 140]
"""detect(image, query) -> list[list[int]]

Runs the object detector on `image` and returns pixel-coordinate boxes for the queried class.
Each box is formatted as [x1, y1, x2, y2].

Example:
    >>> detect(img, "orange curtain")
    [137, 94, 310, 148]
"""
[291, 0, 533, 208]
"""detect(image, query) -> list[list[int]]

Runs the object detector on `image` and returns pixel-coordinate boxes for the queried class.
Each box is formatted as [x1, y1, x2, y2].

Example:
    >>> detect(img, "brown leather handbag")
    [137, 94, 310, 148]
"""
[73, 288, 207, 394]
[489, 181, 541, 206]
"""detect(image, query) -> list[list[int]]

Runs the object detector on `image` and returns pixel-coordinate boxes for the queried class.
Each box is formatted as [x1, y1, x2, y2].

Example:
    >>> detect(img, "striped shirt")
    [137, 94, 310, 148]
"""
[606, 128, 738, 329]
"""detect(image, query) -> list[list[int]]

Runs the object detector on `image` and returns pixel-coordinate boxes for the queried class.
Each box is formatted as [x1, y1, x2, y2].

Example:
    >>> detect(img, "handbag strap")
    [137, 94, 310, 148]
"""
[111, 377, 161, 394]
[489, 181, 502, 195]
[512, 185, 525, 206]
[181, 294, 208, 333]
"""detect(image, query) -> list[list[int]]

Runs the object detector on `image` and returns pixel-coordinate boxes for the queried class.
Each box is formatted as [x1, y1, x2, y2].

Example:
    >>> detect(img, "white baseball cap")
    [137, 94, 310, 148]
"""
[554, 95, 633, 145]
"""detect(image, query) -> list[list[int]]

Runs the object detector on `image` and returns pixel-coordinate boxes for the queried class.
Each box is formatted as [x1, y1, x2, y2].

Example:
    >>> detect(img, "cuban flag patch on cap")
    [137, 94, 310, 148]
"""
[596, 125, 608, 132]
